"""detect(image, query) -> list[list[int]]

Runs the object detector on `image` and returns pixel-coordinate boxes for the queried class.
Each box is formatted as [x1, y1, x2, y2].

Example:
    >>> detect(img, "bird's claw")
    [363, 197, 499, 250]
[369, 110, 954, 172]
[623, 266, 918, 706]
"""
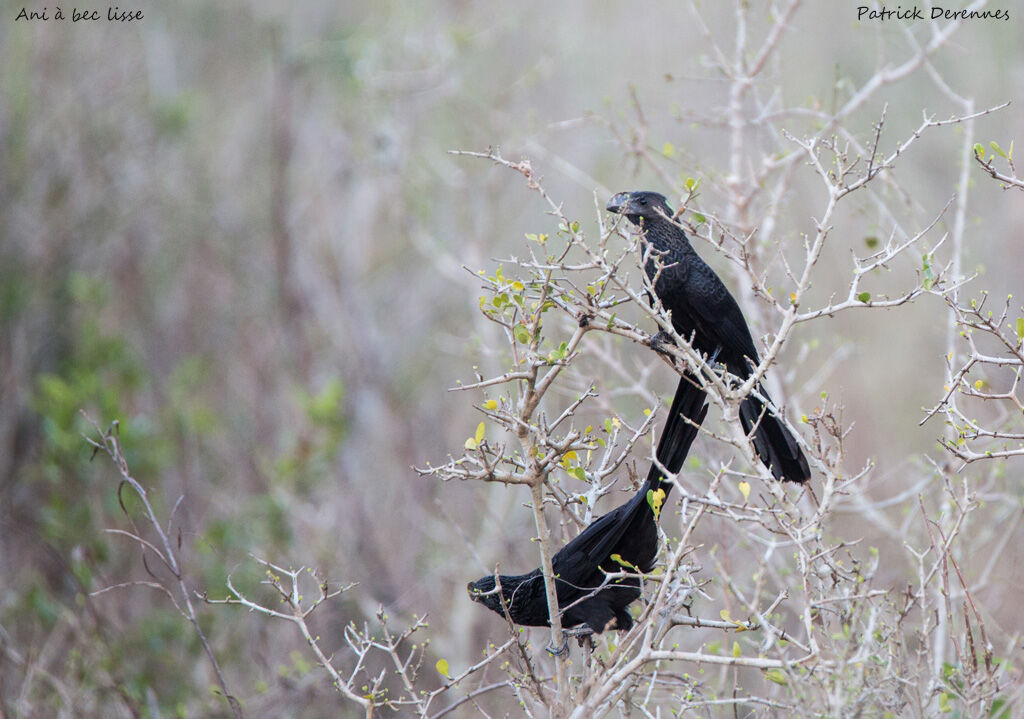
[649, 331, 675, 356]
[545, 638, 570, 657]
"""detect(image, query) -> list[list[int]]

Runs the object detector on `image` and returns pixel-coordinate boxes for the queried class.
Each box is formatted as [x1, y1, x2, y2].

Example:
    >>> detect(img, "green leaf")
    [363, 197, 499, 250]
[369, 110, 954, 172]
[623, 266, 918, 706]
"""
[939, 692, 952, 713]
[435, 659, 450, 678]
[864, 236, 879, 249]
[569, 467, 587, 482]
[646, 488, 666, 520]
[857, 292, 871, 303]
[685, 177, 696, 190]
[764, 669, 788, 685]
[1016, 317, 1024, 343]
[732, 641, 741, 658]
[610, 554, 638, 571]
[513, 324, 530, 344]
[692, 212, 706, 224]
[475, 422, 485, 444]
[991, 141, 1007, 159]
[662, 141, 676, 158]
[974, 143, 985, 158]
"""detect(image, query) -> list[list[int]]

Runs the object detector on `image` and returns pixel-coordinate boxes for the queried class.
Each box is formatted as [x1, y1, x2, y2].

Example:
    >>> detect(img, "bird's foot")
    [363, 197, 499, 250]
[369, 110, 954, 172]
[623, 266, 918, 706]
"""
[649, 331, 676, 356]
[545, 638, 570, 657]
[564, 626, 595, 650]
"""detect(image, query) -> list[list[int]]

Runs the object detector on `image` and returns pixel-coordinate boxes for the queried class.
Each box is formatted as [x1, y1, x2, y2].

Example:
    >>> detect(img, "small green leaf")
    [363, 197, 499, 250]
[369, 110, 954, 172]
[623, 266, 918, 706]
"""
[692, 212, 706, 224]
[435, 659, 450, 678]
[569, 467, 587, 482]
[974, 143, 985, 158]
[939, 692, 952, 713]
[732, 641, 741, 658]
[991, 141, 1007, 159]
[765, 669, 788, 685]
[475, 422, 485, 444]
[646, 488, 666, 520]
[864, 236, 879, 249]
[685, 177, 696, 190]
[662, 141, 676, 158]
[513, 324, 530, 344]
[609, 554, 638, 571]
[1016, 317, 1024, 343]
[857, 292, 871, 303]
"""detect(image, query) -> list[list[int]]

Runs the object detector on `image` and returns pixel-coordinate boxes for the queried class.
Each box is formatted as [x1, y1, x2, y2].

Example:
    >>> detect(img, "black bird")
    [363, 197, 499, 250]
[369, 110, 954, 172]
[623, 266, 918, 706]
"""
[606, 190, 810, 484]
[467, 376, 708, 635]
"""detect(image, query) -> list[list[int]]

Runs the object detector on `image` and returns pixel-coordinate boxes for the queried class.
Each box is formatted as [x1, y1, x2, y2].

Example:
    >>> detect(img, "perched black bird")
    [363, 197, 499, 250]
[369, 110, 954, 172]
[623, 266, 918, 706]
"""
[606, 190, 810, 484]
[467, 377, 708, 634]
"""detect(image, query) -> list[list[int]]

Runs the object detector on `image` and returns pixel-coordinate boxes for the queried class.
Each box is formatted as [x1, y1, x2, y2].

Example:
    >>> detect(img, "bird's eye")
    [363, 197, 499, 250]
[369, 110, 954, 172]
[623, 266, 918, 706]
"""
[638, 197, 648, 205]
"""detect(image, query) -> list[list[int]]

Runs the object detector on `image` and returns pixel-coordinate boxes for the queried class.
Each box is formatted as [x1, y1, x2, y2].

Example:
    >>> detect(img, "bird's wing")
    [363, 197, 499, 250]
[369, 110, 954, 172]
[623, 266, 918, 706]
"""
[686, 262, 761, 366]
[552, 498, 643, 583]
[555, 378, 709, 574]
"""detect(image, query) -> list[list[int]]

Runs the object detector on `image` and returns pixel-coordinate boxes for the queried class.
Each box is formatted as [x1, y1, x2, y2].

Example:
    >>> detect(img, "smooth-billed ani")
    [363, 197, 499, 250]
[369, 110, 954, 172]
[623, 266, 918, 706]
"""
[467, 376, 708, 634]
[606, 190, 810, 484]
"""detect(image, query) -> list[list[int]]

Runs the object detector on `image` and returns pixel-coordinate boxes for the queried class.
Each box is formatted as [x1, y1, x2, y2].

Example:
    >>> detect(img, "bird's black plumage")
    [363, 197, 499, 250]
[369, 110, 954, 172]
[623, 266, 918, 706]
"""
[606, 190, 811, 484]
[467, 377, 708, 633]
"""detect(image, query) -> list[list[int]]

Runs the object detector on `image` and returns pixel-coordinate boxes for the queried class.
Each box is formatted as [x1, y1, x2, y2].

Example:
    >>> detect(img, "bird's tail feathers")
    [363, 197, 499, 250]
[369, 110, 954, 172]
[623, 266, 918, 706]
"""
[738, 385, 810, 483]
[645, 374, 708, 497]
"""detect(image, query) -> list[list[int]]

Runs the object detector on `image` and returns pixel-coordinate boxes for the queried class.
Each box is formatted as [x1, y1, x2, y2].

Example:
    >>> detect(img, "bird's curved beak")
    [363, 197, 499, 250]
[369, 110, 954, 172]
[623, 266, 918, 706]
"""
[606, 192, 630, 214]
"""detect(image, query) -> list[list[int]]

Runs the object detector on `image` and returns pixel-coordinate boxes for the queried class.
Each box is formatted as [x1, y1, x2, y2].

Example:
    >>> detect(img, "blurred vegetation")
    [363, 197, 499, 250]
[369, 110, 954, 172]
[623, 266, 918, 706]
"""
[2, 1, 1023, 716]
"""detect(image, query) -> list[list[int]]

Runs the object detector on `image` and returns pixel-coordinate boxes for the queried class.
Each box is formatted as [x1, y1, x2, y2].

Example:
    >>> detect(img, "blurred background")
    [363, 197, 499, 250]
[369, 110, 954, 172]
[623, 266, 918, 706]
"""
[2, 0, 1023, 715]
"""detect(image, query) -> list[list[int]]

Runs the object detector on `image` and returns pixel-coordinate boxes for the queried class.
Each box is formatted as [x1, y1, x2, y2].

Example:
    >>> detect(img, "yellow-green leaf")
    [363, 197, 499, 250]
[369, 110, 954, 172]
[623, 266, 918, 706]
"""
[738, 481, 751, 501]
[662, 141, 676, 157]
[720, 609, 732, 622]
[513, 324, 530, 344]
[464, 437, 477, 450]
[939, 692, 952, 713]
[483, 399, 498, 410]
[1016, 317, 1024, 343]
[732, 641, 741, 658]
[647, 488, 666, 520]
[610, 554, 638, 571]
[475, 422, 485, 444]
[765, 669, 788, 685]
[435, 659, 450, 677]
[857, 292, 871, 303]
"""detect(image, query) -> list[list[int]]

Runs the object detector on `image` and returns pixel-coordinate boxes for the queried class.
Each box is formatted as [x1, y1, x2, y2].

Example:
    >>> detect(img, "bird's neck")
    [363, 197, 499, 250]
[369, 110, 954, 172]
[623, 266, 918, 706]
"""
[638, 218, 693, 254]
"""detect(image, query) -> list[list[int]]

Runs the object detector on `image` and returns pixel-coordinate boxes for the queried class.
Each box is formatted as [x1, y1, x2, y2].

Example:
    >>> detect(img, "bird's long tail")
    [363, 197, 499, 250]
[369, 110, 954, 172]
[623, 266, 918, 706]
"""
[645, 374, 709, 500]
[738, 384, 810, 483]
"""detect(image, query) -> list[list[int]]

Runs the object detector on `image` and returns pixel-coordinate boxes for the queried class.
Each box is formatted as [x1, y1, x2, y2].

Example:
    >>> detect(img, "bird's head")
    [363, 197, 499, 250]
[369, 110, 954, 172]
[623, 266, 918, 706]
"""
[466, 575, 505, 613]
[606, 190, 674, 225]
